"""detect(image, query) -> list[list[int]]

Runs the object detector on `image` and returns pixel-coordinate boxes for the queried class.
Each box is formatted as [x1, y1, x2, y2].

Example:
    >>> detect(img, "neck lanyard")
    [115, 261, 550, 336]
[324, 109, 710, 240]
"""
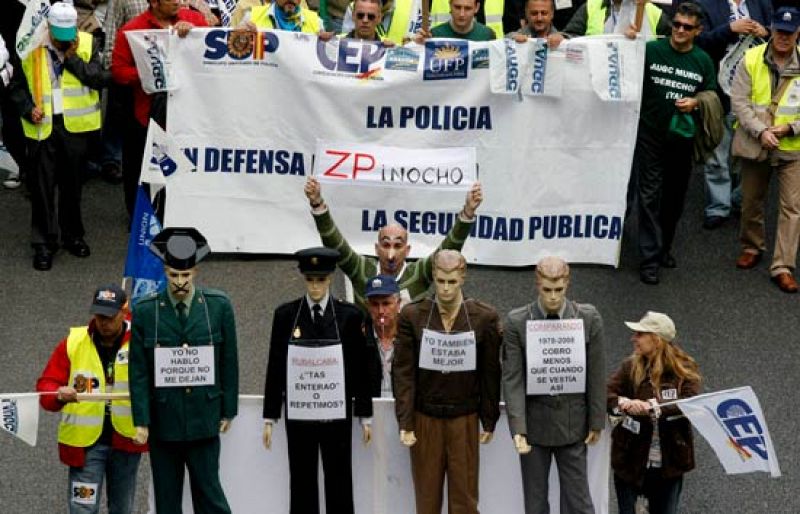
[290, 298, 341, 343]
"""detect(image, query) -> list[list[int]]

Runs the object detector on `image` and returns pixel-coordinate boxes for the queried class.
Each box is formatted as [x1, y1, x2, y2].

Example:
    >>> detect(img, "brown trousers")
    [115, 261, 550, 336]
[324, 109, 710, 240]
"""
[410, 412, 480, 514]
[740, 157, 800, 275]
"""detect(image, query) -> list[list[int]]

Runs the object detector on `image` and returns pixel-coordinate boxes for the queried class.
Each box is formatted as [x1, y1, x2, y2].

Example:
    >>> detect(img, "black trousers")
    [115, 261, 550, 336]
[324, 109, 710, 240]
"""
[121, 115, 147, 220]
[149, 436, 232, 514]
[27, 116, 91, 247]
[635, 126, 694, 271]
[286, 419, 354, 514]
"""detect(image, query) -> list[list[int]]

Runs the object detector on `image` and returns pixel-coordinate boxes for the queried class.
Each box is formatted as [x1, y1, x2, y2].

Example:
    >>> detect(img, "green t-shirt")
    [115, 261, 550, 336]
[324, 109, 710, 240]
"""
[431, 21, 496, 41]
[640, 38, 717, 133]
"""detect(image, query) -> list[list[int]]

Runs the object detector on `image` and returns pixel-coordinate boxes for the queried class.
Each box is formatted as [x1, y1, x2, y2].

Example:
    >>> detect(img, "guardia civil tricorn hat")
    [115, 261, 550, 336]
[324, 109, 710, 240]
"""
[149, 227, 210, 270]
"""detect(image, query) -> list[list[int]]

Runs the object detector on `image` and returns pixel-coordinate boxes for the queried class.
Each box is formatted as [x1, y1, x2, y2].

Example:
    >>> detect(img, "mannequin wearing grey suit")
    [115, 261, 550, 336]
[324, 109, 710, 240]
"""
[502, 296, 606, 514]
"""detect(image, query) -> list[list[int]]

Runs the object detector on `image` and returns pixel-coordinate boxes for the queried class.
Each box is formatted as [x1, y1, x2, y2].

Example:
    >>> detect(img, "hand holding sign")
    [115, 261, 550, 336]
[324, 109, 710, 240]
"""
[262, 423, 273, 450]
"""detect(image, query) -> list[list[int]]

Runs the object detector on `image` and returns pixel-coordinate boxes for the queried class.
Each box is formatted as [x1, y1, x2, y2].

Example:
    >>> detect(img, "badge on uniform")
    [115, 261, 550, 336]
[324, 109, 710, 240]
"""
[661, 388, 678, 401]
[622, 415, 641, 434]
[293, 327, 301, 339]
[72, 482, 98, 505]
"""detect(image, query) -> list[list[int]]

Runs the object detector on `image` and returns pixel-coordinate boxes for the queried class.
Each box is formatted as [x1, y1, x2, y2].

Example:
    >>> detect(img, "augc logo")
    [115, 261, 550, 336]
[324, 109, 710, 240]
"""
[1, 399, 18, 434]
[606, 42, 622, 100]
[204, 29, 280, 61]
[423, 41, 469, 81]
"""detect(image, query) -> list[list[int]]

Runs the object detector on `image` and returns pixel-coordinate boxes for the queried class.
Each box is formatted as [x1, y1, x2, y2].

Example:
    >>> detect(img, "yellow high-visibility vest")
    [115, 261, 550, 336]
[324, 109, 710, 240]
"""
[585, 0, 661, 39]
[250, 4, 321, 33]
[20, 32, 101, 141]
[58, 327, 135, 447]
[430, 0, 504, 38]
[744, 44, 800, 152]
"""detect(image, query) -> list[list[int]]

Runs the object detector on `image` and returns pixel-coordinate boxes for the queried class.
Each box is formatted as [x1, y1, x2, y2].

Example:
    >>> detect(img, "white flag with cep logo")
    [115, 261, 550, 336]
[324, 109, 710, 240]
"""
[0, 393, 40, 446]
[313, 141, 476, 191]
[674, 386, 781, 477]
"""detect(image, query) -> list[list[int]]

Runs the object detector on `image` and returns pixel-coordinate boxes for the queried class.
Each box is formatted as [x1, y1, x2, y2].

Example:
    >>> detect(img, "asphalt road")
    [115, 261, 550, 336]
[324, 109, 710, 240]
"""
[1, 166, 798, 514]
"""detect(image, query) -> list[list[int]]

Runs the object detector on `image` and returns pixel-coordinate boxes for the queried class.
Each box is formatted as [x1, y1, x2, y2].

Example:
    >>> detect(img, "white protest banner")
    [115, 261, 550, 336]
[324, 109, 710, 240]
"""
[418, 329, 477, 372]
[489, 39, 521, 95]
[587, 36, 639, 102]
[159, 30, 644, 265]
[150, 398, 610, 513]
[125, 30, 178, 94]
[525, 319, 586, 395]
[154, 346, 215, 387]
[521, 40, 565, 98]
[286, 344, 346, 420]
[314, 141, 476, 190]
[0, 393, 40, 446]
[15, 0, 50, 59]
[675, 386, 781, 477]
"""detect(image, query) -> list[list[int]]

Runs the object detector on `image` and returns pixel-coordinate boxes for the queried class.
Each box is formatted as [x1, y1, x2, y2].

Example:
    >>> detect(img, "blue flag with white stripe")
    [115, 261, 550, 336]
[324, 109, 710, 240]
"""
[124, 185, 165, 301]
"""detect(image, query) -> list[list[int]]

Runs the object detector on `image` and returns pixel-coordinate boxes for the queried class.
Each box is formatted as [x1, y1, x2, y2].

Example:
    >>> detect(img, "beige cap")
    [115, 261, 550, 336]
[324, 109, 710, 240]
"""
[625, 311, 676, 342]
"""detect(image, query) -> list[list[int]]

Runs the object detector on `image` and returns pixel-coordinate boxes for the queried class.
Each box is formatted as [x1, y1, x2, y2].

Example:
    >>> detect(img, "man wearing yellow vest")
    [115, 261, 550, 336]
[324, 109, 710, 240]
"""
[8, 1, 108, 271]
[241, 0, 324, 33]
[37, 284, 146, 514]
[731, 7, 800, 293]
[562, 0, 670, 39]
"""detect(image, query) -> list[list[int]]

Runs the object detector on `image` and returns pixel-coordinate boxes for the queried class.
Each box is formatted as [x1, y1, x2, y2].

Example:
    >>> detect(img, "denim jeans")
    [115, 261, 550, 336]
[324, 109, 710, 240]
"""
[614, 470, 683, 514]
[68, 443, 141, 514]
[702, 113, 741, 218]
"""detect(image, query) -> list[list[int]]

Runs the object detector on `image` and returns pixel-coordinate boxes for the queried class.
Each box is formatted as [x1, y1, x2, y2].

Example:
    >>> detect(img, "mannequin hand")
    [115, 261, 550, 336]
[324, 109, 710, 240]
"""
[513, 434, 532, 454]
[263, 423, 273, 450]
[584, 430, 601, 445]
[479, 431, 493, 444]
[362, 424, 372, 446]
[399, 430, 417, 447]
[133, 426, 149, 445]
[219, 419, 231, 433]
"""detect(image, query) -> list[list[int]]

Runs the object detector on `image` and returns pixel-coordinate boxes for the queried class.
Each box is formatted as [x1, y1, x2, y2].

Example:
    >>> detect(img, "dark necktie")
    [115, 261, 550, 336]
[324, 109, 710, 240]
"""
[177, 301, 188, 327]
[546, 313, 559, 320]
[313, 304, 323, 325]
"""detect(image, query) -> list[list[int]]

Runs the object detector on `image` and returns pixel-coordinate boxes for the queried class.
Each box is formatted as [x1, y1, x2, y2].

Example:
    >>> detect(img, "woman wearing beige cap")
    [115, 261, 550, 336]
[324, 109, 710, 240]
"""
[607, 311, 702, 514]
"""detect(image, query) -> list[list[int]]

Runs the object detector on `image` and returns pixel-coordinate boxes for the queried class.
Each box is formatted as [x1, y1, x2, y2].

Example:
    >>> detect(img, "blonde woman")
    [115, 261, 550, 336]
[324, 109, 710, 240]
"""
[607, 311, 701, 514]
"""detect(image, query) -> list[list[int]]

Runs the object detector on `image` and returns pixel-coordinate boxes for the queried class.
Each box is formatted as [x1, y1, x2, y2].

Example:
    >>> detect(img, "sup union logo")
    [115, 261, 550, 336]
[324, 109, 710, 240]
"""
[423, 41, 468, 81]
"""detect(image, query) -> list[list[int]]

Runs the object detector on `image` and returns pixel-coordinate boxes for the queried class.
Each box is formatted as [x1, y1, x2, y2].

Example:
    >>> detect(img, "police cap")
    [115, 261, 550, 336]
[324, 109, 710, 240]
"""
[149, 227, 210, 270]
[295, 247, 339, 276]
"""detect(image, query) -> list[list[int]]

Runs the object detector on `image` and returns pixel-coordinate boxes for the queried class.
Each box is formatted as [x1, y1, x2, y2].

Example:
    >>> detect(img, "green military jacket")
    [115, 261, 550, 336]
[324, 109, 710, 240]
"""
[130, 287, 239, 441]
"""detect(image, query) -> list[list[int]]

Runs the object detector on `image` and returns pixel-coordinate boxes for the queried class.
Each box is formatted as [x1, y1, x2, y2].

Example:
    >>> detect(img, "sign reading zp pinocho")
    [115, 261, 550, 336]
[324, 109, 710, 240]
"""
[313, 141, 476, 191]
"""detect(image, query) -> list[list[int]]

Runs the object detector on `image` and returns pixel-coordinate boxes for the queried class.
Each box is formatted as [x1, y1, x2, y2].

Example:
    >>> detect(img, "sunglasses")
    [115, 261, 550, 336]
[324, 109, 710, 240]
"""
[672, 20, 697, 31]
[356, 12, 378, 20]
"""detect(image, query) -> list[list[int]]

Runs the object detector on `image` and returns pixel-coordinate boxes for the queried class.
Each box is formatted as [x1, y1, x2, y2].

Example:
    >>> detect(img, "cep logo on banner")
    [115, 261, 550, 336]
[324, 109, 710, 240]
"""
[204, 29, 280, 63]
[315, 39, 385, 80]
[314, 140, 476, 190]
[1, 399, 18, 435]
[424, 41, 469, 80]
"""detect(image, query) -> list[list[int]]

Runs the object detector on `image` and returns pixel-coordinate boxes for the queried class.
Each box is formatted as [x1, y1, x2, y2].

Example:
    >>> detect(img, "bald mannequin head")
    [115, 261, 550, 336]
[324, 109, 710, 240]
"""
[535, 256, 569, 315]
[433, 250, 466, 306]
[375, 223, 410, 276]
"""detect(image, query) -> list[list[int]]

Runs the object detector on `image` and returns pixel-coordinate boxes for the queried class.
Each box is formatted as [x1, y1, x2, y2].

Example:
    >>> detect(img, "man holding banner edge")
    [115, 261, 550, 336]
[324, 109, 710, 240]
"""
[304, 176, 483, 310]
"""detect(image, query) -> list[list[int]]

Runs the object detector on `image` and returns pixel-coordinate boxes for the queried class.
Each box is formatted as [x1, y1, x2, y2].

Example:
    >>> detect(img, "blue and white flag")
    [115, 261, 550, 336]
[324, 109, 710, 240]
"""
[676, 386, 781, 477]
[124, 186, 165, 301]
[0, 393, 39, 446]
[16, 0, 50, 59]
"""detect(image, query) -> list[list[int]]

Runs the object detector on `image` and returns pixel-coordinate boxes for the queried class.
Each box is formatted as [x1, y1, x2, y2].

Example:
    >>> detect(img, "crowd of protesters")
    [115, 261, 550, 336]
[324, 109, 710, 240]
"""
[0, 0, 799, 293]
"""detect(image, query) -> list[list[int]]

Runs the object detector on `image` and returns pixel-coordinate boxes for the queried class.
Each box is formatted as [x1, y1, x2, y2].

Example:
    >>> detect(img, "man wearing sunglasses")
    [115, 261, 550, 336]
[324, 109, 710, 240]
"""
[344, 0, 394, 43]
[634, 1, 718, 285]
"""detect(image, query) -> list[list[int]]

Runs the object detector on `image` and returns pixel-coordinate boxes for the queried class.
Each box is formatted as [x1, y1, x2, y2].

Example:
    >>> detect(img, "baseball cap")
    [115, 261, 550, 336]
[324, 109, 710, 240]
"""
[48, 2, 78, 42]
[773, 7, 800, 33]
[365, 275, 400, 297]
[624, 311, 676, 342]
[90, 284, 128, 317]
